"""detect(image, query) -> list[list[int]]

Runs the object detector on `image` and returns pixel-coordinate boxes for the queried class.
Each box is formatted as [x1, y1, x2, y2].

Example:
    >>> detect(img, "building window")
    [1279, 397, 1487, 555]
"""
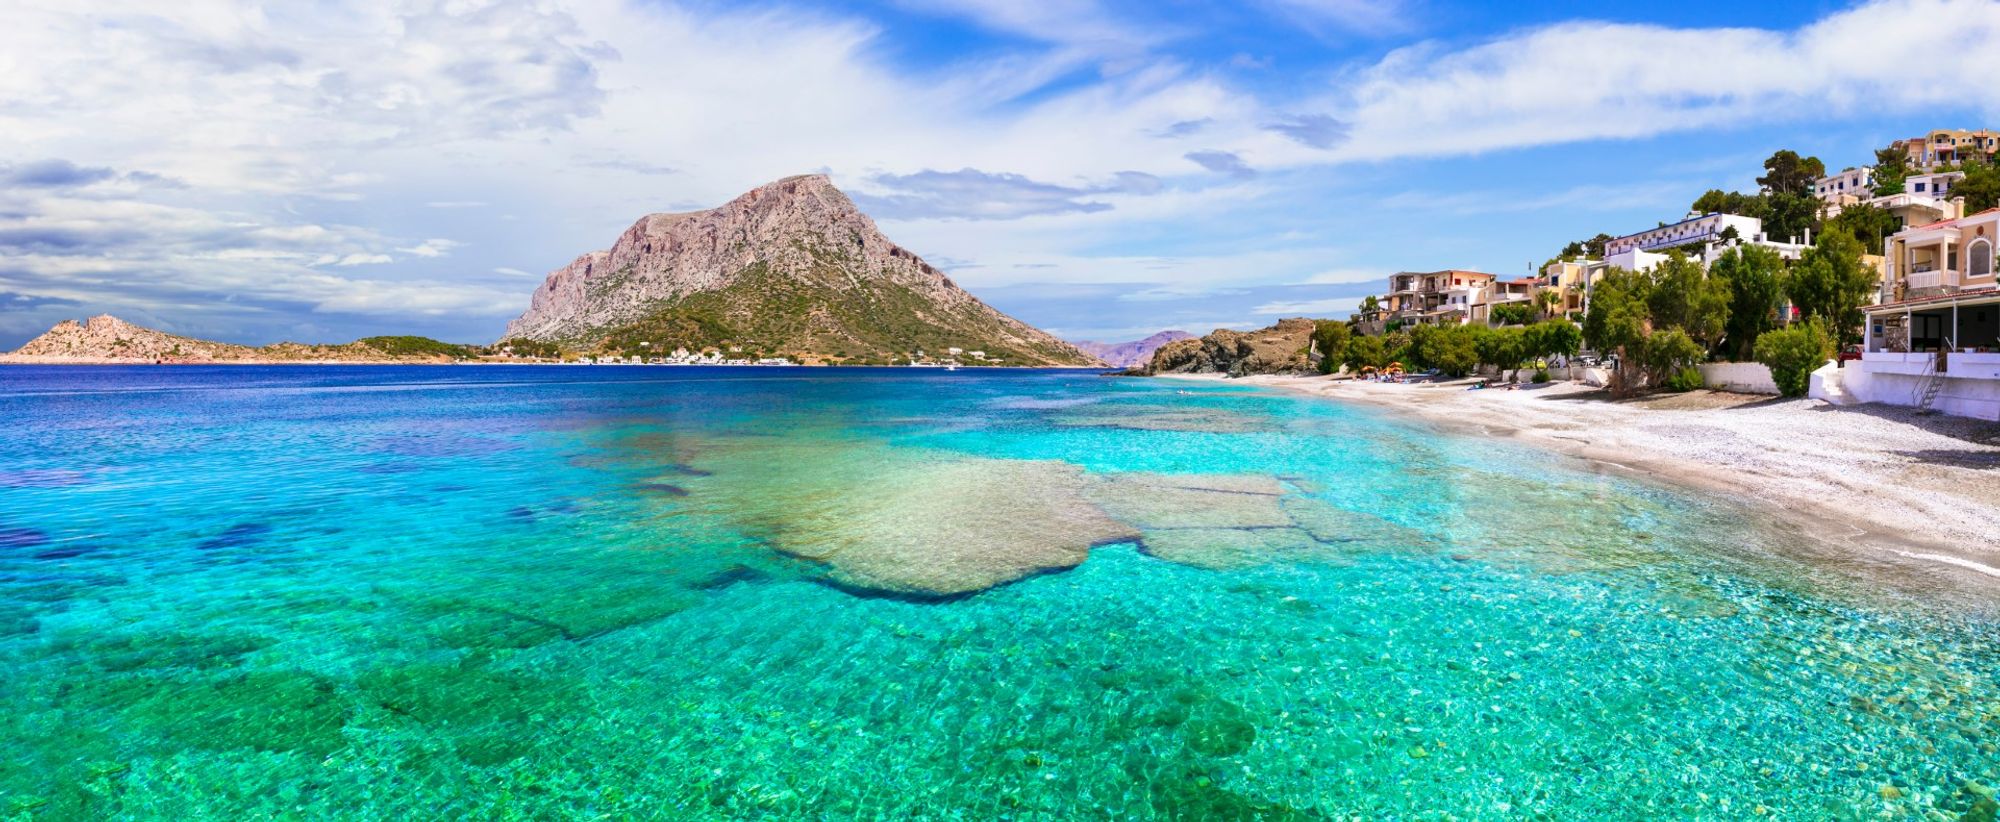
[1916, 183, 1927, 192]
[1971, 239, 1993, 279]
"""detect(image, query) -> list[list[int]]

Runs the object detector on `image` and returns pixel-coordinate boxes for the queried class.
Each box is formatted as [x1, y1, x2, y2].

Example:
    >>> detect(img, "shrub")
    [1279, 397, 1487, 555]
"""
[1753, 320, 1835, 397]
[1664, 366, 1704, 392]
[1638, 328, 1705, 387]
[1533, 369, 1551, 384]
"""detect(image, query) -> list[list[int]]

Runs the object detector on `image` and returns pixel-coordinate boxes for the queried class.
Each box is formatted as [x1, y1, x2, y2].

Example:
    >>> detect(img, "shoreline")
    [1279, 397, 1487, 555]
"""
[1161, 371, 2000, 588]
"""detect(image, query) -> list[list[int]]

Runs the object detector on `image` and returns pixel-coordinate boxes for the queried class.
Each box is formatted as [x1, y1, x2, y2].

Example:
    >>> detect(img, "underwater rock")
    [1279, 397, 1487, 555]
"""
[0, 469, 89, 488]
[1086, 473, 1292, 530]
[196, 523, 272, 550]
[699, 440, 1139, 597]
[0, 527, 51, 549]
[1140, 527, 1319, 570]
[1053, 408, 1272, 434]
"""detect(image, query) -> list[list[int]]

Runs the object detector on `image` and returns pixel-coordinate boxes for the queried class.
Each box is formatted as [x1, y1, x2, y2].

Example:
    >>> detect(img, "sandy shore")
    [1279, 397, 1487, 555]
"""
[1167, 372, 2000, 582]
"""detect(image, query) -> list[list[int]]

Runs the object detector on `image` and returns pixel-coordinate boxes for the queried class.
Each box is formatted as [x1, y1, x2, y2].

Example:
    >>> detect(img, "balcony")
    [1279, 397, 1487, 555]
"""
[1906, 267, 1960, 291]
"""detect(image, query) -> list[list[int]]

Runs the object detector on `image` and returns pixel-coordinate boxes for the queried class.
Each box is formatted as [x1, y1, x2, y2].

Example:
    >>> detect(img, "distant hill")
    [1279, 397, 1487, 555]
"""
[1142, 319, 1318, 377]
[501, 174, 1102, 366]
[3, 315, 480, 363]
[1071, 331, 1194, 369]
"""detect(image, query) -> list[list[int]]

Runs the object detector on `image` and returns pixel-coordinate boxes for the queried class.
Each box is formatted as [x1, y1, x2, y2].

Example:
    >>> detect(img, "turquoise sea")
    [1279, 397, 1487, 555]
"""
[1, 365, 1996, 819]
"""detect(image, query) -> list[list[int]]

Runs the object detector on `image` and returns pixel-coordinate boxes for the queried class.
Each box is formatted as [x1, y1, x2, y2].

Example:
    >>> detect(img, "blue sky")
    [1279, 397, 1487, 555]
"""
[2, 0, 1998, 348]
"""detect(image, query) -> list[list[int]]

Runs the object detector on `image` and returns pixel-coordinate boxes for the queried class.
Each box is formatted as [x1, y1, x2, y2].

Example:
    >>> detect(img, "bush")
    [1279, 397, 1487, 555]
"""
[1638, 328, 1706, 386]
[1533, 369, 1551, 384]
[1753, 321, 1835, 397]
[1664, 366, 1704, 392]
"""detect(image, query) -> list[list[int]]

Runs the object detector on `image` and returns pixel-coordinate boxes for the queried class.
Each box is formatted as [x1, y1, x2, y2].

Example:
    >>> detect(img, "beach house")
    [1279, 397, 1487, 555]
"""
[1384, 270, 1497, 326]
[1539, 259, 1607, 320]
[1838, 208, 2000, 420]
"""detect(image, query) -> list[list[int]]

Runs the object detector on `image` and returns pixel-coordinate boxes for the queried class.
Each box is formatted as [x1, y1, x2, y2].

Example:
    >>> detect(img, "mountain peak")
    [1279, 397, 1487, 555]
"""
[500, 175, 1099, 366]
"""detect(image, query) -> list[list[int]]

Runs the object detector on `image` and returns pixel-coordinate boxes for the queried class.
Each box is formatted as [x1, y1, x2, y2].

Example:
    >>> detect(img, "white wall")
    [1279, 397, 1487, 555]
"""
[1839, 357, 2000, 421]
[1697, 362, 1779, 395]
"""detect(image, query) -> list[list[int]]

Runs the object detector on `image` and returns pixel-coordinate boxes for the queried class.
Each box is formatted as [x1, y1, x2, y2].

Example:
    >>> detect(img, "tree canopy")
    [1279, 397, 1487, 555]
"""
[1786, 229, 1875, 345]
[1709, 245, 1785, 362]
[1871, 147, 1909, 197]
[1955, 157, 2000, 213]
[1757, 149, 1826, 196]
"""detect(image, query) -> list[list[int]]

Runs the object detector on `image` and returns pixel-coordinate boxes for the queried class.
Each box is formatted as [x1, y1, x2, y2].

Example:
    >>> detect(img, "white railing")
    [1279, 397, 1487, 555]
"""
[1907, 269, 1959, 290]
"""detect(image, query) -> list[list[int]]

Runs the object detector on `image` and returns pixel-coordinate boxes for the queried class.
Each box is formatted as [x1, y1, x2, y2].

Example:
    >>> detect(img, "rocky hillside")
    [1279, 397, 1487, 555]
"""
[1142, 318, 1318, 376]
[5, 315, 479, 363]
[501, 174, 1100, 366]
[1071, 330, 1193, 369]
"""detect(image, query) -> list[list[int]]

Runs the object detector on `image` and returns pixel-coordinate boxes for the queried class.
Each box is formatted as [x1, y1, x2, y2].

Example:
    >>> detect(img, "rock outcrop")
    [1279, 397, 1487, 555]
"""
[1142, 318, 1318, 376]
[4, 315, 479, 363]
[8, 315, 255, 362]
[501, 174, 1101, 366]
[1071, 330, 1194, 369]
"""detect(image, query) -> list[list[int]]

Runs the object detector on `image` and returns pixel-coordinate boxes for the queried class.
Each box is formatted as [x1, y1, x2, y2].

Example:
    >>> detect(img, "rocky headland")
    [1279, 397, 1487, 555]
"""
[3, 315, 483, 364]
[1141, 318, 1318, 377]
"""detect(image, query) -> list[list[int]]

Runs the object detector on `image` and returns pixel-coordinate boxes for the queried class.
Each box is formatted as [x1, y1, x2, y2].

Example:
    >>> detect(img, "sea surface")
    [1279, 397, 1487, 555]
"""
[1, 365, 1996, 820]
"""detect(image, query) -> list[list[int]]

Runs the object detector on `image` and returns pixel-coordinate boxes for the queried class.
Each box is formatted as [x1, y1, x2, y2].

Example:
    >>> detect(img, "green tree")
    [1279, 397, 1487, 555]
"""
[1639, 328, 1706, 386]
[1753, 319, 1835, 397]
[1871, 147, 1909, 197]
[1762, 192, 1819, 245]
[1525, 321, 1582, 362]
[1311, 320, 1352, 375]
[1474, 326, 1526, 376]
[1489, 303, 1533, 326]
[1787, 230, 1876, 345]
[1645, 252, 1730, 354]
[1825, 202, 1901, 252]
[1954, 157, 2000, 213]
[1406, 324, 1480, 377]
[1758, 149, 1826, 196]
[1709, 245, 1785, 361]
[1582, 268, 1654, 395]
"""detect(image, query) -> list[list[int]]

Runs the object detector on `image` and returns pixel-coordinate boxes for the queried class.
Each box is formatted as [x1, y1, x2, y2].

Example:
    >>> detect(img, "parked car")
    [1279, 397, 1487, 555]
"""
[1837, 344, 1863, 363]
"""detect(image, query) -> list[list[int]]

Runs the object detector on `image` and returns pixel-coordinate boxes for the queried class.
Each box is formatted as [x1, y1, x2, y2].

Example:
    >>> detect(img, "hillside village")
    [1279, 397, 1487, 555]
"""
[1318, 128, 2000, 422]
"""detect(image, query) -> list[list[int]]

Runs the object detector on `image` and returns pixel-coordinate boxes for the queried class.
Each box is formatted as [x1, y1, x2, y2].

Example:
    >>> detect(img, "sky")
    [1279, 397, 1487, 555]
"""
[4, 0, 2000, 349]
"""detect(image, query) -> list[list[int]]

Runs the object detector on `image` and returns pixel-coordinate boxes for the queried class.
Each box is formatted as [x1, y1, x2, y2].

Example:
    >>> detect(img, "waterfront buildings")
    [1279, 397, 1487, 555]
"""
[1889, 129, 2000, 170]
[1840, 208, 2000, 420]
[1814, 167, 1875, 203]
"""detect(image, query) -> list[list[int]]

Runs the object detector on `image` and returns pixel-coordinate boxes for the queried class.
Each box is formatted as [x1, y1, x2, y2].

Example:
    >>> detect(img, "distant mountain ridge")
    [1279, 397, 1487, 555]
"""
[1070, 331, 1194, 368]
[4, 315, 479, 363]
[502, 174, 1101, 366]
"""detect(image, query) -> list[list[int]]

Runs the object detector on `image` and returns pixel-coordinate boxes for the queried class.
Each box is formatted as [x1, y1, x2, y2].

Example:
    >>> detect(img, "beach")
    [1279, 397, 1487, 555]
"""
[1174, 372, 2000, 581]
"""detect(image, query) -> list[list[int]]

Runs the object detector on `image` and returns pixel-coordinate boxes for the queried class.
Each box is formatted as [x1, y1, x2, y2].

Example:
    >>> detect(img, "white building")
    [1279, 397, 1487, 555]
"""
[1822, 171, 1964, 230]
[1603, 212, 1809, 272]
[1814, 167, 1875, 204]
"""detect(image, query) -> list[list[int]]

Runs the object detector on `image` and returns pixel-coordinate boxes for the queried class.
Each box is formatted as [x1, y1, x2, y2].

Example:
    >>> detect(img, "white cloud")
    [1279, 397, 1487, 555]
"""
[1251, 297, 1359, 315]
[493, 267, 536, 277]
[332, 253, 394, 266]
[1326, 0, 2000, 162]
[398, 238, 461, 258]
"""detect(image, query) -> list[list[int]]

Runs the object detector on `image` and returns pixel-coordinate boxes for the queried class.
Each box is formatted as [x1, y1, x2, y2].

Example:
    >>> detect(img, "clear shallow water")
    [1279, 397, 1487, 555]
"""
[1, 365, 1996, 819]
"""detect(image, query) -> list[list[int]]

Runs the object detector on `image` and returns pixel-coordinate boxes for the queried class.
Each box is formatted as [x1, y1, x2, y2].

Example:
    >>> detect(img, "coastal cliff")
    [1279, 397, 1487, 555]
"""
[501, 174, 1101, 366]
[1142, 318, 1318, 376]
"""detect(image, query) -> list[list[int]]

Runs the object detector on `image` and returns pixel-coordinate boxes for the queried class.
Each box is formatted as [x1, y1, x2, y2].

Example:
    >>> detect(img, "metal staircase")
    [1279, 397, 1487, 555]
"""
[1915, 338, 1952, 415]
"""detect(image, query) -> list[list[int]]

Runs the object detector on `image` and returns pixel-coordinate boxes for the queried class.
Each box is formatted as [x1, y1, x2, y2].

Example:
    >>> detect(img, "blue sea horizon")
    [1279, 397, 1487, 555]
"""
[2, 365, 1995, 818]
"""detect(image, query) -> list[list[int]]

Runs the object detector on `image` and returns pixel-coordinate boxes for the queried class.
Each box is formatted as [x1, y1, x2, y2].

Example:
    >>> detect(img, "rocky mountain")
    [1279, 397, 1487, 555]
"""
[1142, 318, 1318, 377]
[1071, 330, 1193, 369]
[501, 174, 1100, 366]
[4, 315, 480, 363]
